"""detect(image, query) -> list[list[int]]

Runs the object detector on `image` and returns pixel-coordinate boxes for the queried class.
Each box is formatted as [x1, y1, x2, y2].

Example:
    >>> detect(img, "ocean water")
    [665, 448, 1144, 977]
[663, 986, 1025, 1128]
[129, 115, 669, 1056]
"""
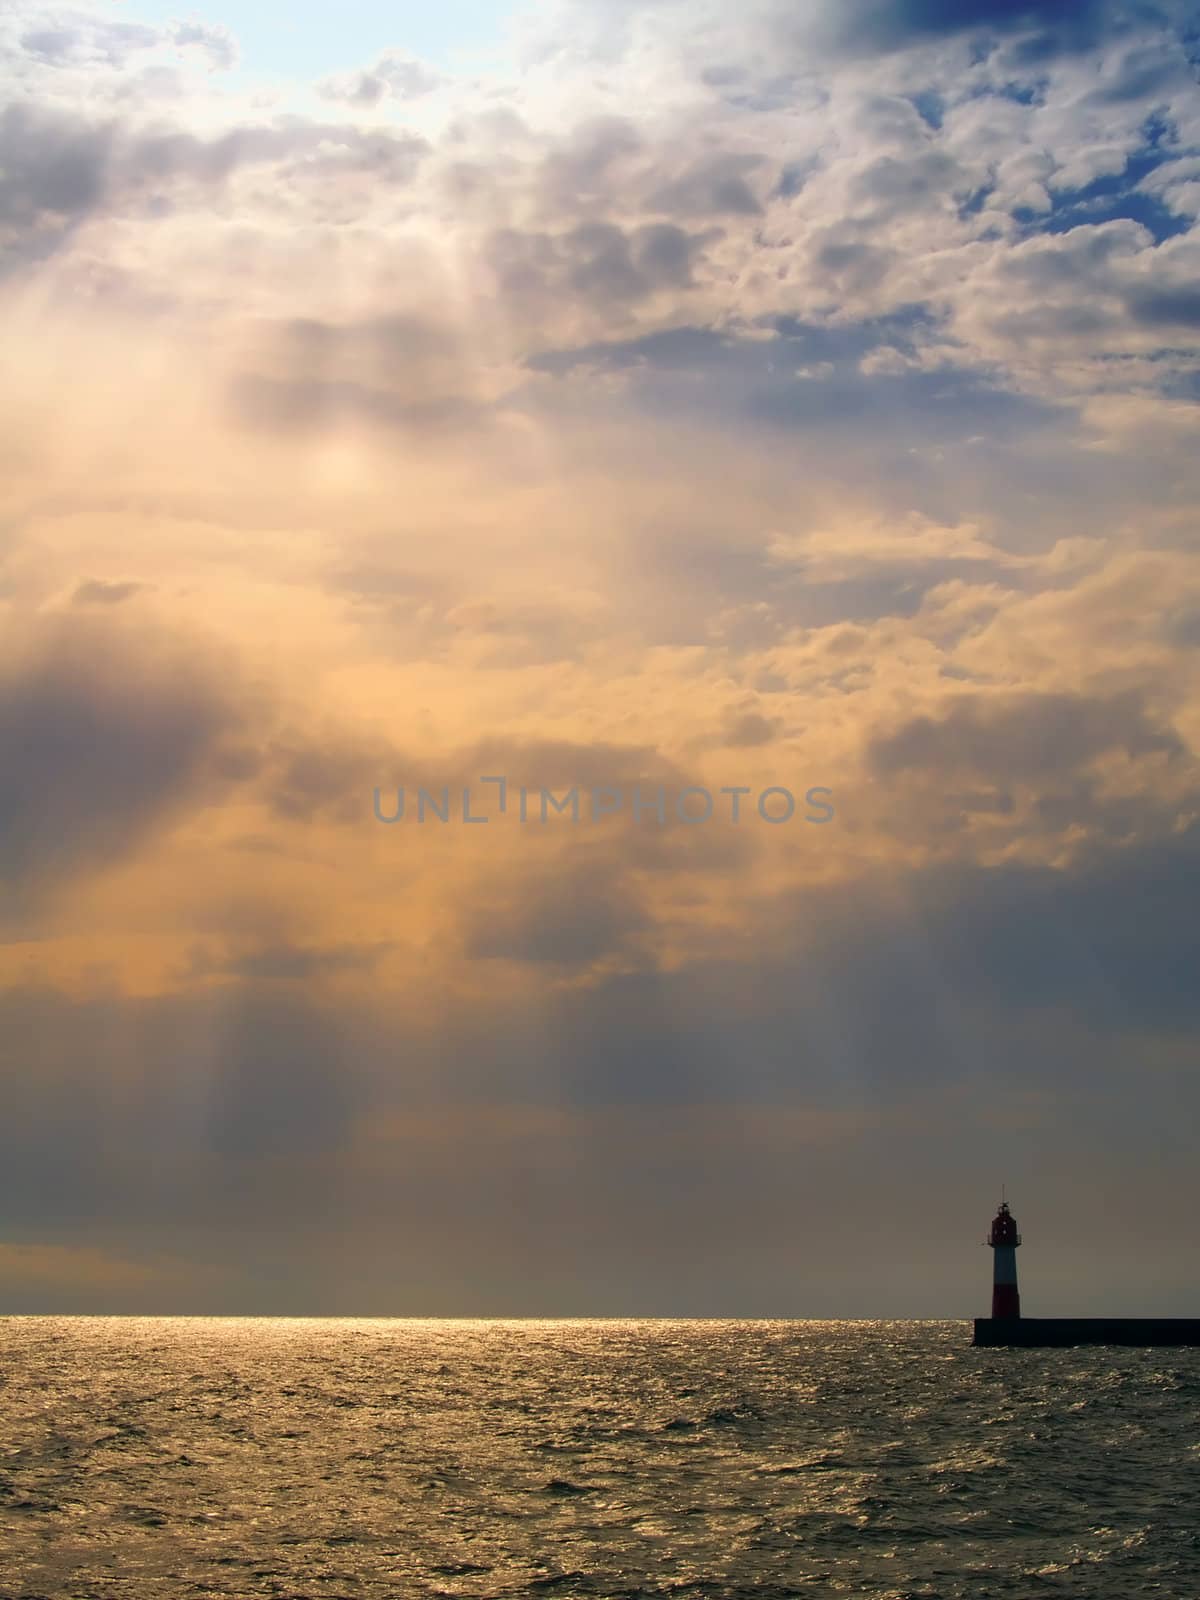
[1, 1318, 1197, 1599]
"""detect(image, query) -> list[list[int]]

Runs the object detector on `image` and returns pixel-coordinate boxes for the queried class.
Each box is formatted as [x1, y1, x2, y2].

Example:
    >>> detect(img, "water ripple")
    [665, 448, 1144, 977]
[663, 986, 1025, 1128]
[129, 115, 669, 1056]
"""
[0, 1318, 1196, 1598]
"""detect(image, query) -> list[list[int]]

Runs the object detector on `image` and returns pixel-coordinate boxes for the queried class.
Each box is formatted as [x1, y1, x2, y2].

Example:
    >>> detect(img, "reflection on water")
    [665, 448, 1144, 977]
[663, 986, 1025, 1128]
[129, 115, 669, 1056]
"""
[1, 1318, 1197, 1597]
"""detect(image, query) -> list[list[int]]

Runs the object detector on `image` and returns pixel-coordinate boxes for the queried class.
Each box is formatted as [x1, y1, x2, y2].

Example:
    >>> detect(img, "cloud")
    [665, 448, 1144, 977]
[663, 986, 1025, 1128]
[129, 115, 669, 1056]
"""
[317, 48, 442, 106]
[261, 730, 701, 832]
[230, 374, 486, 435]
[868, 687, 1183, 779]
[193, 941, 396, 982]
[647, 153, 766, 216]
[0, 100, 114, 266]
[70, 578, 146, 606]
[167, 18, 238, 72]
[0, 98, 429, 270]
[486, 220, 712, 332]
[721, 709, 782, 747]
[1, 801, 1199, 1308]
[822, 0, 1115, 53]
[1124, 280, 1200, 328]
[463, 857, 650, 966]
[862, 687, 1193, 851]
[0, 619, 242, 895]
[14, 11, 158, 68]
[199, 990, 359, 1159]
[1, 0, 1199, 1315]
[0, 1240, 164, 1289]
[752, 820, 1200, 1057]
[524, 316, 1066, 465]
[229, 312, 484, 435]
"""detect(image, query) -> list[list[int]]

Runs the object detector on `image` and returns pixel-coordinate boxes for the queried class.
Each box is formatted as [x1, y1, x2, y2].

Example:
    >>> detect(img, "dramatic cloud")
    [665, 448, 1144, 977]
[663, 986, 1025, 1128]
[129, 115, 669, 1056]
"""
[0, 620, 242, 897]
[818, 0, 1120, 55]
[1, 0, 1198, 1312]
[869, 688, 1183, 781]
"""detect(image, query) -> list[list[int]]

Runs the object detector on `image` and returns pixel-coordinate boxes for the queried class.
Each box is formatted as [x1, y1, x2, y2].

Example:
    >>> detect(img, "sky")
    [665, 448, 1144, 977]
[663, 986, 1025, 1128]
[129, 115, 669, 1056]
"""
[113, 0, 521, 75]
[1, 0, 1199, 1316]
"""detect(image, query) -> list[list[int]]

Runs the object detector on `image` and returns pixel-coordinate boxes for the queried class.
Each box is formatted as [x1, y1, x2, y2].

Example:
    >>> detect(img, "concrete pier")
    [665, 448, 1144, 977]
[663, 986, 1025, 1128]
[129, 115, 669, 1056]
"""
[973, 1318, 1200, 1347]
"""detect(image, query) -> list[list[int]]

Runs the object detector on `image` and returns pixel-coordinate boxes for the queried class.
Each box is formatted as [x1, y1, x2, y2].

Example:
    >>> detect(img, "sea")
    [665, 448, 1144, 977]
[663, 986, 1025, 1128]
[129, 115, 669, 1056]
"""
[1, 1318, 1197, 1599]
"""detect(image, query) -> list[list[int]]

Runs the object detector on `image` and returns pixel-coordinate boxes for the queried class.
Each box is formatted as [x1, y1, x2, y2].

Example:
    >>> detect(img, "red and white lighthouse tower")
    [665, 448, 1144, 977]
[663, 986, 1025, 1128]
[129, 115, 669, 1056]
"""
[987, 1199, 1021, 1318]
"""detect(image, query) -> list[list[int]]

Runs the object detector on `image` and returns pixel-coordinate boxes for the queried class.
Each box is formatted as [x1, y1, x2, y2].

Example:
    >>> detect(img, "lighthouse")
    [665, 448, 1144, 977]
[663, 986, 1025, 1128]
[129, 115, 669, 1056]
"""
[973, 1198, 1200, 1346]
[987, 1199, 1021, 1318]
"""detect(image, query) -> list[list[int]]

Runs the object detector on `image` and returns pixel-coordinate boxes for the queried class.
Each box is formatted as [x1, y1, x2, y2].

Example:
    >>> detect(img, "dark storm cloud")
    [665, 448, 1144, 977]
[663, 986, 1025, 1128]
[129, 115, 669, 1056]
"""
[0, 983, 370, 1230]
[847, 0, 1103, 37]
[464, 859, 650, 966]
[407, 815, 1200, 1110]
[3, 813, 1199, 1311]
[813, 0, 1168, 56]
[869, 688, 1183, 780]
[831, 822, 1200, 1034]
[0, 622, 241, 894]
[546, 818, 1200, 1113]
[200, 992, 357, 1159]
[863, 688, 1193, 851]
[548, 0, 1158, 64]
